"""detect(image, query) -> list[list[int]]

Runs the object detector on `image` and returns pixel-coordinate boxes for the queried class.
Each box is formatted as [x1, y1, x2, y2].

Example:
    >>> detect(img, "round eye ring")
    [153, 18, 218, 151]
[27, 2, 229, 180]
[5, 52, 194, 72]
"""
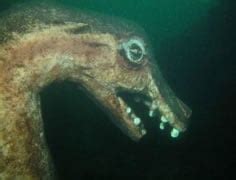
[120, 38, 146, 64]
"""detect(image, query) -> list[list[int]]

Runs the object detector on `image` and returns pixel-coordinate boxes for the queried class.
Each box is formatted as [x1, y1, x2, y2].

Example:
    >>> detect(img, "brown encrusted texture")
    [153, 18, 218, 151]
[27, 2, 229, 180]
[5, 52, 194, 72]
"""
[0, 2, 149, 179]
[0, 2, 192, 179]
[0, 17, 153, 178]
[0, 1, 146, 45]
[0, 22, 120, 178]
[0, 86, 53, 179]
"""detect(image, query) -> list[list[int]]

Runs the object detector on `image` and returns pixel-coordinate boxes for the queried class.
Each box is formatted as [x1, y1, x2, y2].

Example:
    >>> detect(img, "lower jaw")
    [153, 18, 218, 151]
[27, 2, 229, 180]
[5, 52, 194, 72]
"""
[116, 92, 184, 139]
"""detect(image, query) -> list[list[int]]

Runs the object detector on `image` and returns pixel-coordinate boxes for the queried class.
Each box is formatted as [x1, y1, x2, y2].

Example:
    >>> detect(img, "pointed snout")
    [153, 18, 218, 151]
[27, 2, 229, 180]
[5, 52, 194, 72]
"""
[146, 69, 192, 133]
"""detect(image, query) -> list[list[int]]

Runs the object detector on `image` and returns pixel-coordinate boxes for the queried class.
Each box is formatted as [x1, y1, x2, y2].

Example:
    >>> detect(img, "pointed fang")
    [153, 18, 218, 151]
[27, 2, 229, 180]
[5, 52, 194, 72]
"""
[159, 122, 165, 130]
[171, 128, 179, 138]
[161, 116, 168, 123]
[126, 107, 131, 114]
[134, 117, 141, 125]
[149, 110, 154, 117]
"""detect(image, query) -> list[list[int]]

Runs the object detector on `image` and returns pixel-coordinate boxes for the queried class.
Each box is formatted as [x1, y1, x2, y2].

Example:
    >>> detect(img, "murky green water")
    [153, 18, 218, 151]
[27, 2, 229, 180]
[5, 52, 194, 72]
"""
[0, 0, 233, 179]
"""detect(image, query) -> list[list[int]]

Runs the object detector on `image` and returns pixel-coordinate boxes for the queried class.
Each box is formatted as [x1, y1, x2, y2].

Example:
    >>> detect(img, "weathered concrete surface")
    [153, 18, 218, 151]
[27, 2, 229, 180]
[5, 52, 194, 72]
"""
[0, 2, 191, 179]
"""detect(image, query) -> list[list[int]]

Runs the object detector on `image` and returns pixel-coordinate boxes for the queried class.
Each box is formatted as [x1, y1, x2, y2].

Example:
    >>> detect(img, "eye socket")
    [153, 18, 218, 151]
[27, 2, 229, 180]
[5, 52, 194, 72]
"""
[120, 38, 146, 64]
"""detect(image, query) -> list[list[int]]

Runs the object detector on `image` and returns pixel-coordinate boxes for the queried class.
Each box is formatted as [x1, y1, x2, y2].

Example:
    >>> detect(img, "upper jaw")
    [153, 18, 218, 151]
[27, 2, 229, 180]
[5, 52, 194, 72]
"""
[147, 97, 191, 138]
[114, 90, 191, 141]
[108, 79, 192, 141]
[92, 77, 191, 141]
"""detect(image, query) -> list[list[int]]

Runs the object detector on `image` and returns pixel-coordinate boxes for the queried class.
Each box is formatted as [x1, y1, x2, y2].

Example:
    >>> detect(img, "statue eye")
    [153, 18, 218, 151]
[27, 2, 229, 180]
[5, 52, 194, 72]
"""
[120, 38, 146, 64]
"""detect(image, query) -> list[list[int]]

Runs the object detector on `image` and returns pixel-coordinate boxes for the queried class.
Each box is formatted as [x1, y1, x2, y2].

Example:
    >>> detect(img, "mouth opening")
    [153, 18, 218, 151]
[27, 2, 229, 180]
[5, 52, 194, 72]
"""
[116, 91, 161, 136]
[116, 90, 190, 139]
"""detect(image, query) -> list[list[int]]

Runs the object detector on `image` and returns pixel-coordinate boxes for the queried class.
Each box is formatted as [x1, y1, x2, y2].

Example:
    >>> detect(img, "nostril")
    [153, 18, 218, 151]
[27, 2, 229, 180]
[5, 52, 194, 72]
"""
[177, 98, 192, 119]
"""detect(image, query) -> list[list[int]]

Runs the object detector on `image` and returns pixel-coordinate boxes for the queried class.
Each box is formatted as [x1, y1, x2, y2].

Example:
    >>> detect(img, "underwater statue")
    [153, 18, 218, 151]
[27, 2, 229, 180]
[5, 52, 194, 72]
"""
[0, 2, 191, 179]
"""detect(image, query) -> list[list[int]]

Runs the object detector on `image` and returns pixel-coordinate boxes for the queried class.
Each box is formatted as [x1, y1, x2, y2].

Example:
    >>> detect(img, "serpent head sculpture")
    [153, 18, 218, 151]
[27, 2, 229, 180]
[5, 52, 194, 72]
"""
[0, 2, 191, 179]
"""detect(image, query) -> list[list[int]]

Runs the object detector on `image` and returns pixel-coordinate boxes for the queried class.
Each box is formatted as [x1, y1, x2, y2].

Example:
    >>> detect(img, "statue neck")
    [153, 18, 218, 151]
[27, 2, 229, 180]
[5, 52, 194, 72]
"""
[4, 33, 79, 92]
[1, 27, 112, 93]
[0, 24, 114, 179]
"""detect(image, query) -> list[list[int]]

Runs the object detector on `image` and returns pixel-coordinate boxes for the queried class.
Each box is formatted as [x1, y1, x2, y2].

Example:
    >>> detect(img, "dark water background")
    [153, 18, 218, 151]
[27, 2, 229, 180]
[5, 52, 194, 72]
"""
[0, 0, 234, 179]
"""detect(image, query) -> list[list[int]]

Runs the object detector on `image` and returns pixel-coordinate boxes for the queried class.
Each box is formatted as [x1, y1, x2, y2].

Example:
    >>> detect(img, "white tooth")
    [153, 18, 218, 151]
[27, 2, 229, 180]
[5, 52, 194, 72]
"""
[171, 128, 179, 138]
[141, 129, 146, 135]
[149, 110, 154, 117]
[159, 122, 165, 130]
[133, 117, 141, 125]
[151, 103, 157, 109]
[126, 107, 132, 114]
[161, 116, 168, 123]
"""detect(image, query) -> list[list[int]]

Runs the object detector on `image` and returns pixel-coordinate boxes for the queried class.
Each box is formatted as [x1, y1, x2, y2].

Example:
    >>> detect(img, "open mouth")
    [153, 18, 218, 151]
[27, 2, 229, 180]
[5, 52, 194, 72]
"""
[117, 92, 149, 136]
[114, 91, 189, 141]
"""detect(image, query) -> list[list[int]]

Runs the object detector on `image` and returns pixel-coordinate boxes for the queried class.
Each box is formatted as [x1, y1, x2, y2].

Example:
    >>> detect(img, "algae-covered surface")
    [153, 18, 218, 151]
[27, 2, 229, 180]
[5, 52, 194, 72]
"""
[0, 0, 234, 179]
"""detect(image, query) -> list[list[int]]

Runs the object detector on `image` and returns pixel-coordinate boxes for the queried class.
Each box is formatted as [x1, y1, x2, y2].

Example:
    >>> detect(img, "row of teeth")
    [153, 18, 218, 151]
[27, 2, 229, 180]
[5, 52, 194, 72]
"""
[126, 107, 146, 135]
[149, 107, 180, 138]
[129, 99, 180, 138]
[159, 116, 179, 138]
